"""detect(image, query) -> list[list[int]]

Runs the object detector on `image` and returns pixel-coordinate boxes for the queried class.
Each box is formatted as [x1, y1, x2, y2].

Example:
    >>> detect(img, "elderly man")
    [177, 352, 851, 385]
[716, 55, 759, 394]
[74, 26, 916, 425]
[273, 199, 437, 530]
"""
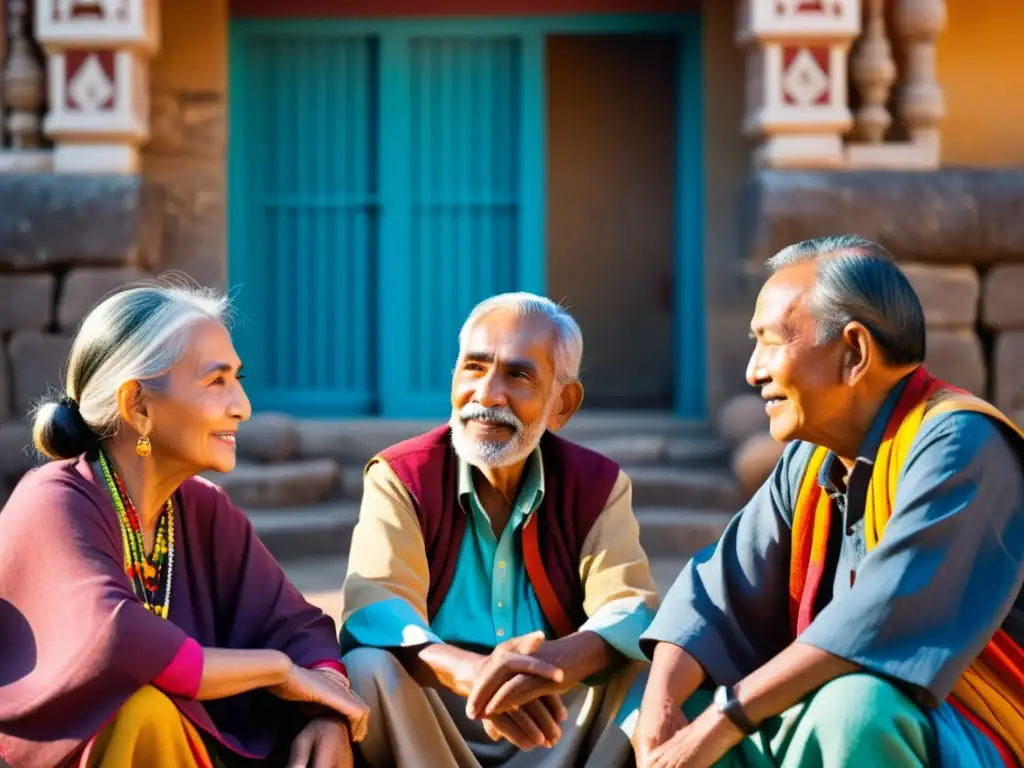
[635, 236, 1024, 767]
[340, 292, 660, 767]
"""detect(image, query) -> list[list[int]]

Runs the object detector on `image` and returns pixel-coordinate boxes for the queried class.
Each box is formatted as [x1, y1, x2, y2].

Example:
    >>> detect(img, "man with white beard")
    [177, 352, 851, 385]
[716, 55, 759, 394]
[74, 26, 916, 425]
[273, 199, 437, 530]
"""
[339, 292, 660, 768]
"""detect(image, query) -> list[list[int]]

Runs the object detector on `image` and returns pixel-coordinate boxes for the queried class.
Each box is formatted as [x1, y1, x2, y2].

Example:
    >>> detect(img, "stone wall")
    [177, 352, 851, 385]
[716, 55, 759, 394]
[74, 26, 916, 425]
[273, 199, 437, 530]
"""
[142, 0, 228, 289]
[143, 92, 226, 289]
[724, 169, 1024, 498]
[0, 175, 162, 500]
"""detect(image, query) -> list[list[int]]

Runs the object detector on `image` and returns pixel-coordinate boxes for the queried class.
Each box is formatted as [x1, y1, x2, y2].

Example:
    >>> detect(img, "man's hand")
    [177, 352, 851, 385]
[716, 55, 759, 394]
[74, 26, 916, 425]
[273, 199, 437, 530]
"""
[481, 695, 569, 751]
[473, 631, 618, 718]
[632, 693, 688, 767]
[463, 631, 566, 717]
[287, 718, 354, 768]
[641, 707, 745, 768]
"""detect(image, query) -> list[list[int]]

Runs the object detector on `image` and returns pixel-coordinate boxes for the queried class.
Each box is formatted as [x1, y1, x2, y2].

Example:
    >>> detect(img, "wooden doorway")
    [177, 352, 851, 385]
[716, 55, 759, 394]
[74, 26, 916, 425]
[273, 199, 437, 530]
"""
[546, 34, 679, 409]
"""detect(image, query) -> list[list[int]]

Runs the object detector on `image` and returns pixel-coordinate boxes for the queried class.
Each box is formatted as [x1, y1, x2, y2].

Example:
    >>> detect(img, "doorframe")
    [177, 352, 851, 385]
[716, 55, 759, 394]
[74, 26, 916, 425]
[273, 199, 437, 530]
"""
[228, 13, 705, 419]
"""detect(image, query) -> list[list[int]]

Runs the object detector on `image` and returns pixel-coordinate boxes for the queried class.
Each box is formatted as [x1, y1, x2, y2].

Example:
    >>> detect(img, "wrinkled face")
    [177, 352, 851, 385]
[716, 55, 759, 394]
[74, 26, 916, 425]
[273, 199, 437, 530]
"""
[142, 319, 251, 475]
[745, 264, 848, 444]
[449, 310, 562, 468]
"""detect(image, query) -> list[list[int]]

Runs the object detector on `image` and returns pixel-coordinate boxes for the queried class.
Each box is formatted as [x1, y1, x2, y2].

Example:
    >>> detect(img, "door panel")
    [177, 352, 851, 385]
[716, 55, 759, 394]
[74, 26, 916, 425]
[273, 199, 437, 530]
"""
[233, 32, 379, 415]
[379, 34, 532, 416]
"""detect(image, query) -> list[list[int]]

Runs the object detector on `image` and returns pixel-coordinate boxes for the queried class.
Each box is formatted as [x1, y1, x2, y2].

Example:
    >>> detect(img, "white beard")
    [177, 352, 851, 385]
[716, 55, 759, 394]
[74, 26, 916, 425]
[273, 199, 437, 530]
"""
[449, 397, 555, 469]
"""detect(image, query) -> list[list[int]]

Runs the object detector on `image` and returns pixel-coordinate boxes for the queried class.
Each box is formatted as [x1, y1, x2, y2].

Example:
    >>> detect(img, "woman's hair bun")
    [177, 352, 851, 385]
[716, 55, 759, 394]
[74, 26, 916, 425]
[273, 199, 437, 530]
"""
[31, 393, 100, 461]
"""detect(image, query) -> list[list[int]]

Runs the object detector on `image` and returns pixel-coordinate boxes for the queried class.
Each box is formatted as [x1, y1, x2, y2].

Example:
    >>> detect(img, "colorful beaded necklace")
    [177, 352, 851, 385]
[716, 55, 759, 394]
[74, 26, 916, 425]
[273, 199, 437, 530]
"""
[98, 450, 175, 619]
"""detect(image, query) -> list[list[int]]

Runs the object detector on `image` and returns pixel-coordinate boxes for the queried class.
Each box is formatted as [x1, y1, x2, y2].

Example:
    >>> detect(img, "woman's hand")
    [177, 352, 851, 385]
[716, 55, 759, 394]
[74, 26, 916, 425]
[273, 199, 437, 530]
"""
[270, 665, 370, 742]
[287, 717, 354, 768]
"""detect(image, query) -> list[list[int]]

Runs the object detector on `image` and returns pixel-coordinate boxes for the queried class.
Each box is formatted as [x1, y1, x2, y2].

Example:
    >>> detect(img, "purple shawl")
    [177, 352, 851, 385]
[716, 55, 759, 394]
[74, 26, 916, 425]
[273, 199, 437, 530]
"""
[0, 455, 341, 768]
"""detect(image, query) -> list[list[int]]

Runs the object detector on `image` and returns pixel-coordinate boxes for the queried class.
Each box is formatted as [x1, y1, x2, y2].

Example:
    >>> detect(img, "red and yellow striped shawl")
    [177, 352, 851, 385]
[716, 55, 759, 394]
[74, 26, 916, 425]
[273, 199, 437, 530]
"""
[790, 367, 1024, 766]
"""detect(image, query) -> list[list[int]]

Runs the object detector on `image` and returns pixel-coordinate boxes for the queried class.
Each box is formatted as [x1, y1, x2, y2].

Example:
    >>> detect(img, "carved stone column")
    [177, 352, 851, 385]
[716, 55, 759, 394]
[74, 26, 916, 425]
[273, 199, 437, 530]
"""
[35, 0, 159, 173]
[736, 0, 861, 169]
[849, 0, 895, 143]
[0, 0, 51, 170]
[845, 0, 945, 169]
[894, 0, 946, 150]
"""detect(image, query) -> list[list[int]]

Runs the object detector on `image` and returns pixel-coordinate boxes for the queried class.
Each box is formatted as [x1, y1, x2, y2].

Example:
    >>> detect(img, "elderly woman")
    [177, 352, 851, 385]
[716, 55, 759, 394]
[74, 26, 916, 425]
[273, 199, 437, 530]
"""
[0, 285, 369, 768]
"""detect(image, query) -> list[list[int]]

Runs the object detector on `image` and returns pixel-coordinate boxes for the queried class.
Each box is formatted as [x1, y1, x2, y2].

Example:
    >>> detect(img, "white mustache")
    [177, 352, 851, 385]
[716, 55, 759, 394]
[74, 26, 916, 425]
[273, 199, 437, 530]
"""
[459, 404, 522, 432]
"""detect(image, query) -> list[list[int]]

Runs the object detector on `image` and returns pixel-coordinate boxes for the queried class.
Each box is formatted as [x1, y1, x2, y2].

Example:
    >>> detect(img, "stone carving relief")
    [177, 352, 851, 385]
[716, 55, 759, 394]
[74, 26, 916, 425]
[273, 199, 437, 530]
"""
[781, 47, 831, 106]
[64, 50, 116, 112]
[774, 0, 845, 14]
[52, 0, 130, 22]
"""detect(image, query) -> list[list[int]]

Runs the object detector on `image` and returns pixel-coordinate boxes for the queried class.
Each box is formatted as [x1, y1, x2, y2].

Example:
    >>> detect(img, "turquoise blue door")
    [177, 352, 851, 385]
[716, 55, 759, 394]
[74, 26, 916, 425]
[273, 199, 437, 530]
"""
[229, 15, 704, 419]
[229, 23, 544, 418]
[229, 32, 380, 416]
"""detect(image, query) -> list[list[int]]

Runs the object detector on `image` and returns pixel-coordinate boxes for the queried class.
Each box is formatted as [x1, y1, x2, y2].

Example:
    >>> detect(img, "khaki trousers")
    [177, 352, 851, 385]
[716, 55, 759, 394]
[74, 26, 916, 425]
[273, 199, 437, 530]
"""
[344, 648, 646, 768]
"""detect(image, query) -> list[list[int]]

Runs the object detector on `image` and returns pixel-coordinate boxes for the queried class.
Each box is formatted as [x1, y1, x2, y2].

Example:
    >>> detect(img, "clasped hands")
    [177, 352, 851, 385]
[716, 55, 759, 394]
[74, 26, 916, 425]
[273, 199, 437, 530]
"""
[454, 630, 576, 752]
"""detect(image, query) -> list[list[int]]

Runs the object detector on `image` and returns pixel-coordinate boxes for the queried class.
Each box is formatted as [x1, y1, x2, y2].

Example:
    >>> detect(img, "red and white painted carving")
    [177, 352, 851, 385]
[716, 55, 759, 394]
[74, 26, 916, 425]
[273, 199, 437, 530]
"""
[774, 0, 845, 15]
[52, 0, 130, 22]
[781, 46, 831, 106]
[64, 49, 117, 112]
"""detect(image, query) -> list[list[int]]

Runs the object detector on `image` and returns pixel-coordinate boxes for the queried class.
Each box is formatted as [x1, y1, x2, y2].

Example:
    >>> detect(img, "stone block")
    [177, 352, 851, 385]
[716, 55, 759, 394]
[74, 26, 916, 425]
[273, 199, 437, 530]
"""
[900, 263, 979, 328]
[237, 412, 301, 464]
[143, 155, 226, 288]
[995, 331, 1024, 412]
[58, 267, 150, 332]
[149, 91, 226, 160]
[8, 333, 73, 417]
[982, 265, 1024, 329]
[744, 169, 1024, 266]
[976, 171, 1024, 259]
[0, 174, 163, 270]
[732, 434, 787, 499]
[0, 274, 55, 332]
[716, 394, 769, 444]
[925, 330, 986, 398]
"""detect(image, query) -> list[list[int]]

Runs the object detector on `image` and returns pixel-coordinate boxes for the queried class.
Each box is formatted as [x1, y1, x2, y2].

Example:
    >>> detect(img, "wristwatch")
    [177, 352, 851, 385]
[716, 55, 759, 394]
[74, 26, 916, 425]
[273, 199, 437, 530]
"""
[713, 684, 758, 735]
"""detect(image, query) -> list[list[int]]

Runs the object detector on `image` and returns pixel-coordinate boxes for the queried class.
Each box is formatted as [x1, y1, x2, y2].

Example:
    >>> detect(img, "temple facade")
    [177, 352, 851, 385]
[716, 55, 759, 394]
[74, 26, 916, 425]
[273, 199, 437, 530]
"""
[0, 0, 1020, 439]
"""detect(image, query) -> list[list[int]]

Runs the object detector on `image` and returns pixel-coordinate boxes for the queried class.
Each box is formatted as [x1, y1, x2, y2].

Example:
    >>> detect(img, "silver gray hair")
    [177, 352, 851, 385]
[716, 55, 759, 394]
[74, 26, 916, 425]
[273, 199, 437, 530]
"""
[766, 235, 926, 366]
[457, 292, 583, 384]
[32, 281, 230, 460]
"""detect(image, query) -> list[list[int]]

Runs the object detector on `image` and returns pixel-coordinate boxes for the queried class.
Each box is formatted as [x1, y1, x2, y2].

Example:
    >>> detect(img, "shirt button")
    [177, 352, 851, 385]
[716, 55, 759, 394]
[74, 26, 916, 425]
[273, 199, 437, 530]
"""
[497, 601, 504, 608]
[498, 561, 506, 569]
[496, 628, 505, 637]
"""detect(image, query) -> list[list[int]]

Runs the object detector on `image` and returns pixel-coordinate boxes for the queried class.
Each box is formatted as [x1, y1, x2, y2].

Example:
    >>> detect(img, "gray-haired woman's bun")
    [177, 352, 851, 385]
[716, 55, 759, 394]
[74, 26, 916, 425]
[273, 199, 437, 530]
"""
[31, 395, 100, 461]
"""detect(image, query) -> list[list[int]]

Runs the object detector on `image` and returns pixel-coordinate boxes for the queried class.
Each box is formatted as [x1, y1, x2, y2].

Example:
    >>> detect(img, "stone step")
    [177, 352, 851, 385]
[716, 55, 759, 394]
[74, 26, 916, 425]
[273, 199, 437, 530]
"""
[247, 502, 732, 564]
[336, 461, 740, 508]
[207, 454, 741, 513]
[240, 412, 717, 467]
[620, 466, 743, 509]
[205, 459, 343, 508]
[575, 434, 730, 468]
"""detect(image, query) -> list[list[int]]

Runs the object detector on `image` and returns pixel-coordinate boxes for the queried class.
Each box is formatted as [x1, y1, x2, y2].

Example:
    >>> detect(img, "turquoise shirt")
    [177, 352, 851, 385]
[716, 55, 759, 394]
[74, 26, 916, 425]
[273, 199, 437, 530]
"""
[342, 447, 654, 661]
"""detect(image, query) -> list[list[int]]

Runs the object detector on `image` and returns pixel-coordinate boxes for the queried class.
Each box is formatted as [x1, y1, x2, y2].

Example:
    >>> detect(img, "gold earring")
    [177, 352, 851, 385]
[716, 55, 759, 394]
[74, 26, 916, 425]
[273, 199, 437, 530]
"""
[136, 436, 152, 457]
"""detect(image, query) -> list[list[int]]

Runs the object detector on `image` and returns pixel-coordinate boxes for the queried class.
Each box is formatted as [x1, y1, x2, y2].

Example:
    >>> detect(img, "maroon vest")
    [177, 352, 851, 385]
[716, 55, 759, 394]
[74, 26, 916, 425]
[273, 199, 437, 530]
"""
[375, 425, 620, 637]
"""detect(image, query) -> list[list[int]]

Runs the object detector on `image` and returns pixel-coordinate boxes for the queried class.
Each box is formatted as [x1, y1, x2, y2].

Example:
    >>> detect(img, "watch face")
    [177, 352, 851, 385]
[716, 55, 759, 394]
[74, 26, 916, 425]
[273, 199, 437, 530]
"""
[714, 685, 729, 708]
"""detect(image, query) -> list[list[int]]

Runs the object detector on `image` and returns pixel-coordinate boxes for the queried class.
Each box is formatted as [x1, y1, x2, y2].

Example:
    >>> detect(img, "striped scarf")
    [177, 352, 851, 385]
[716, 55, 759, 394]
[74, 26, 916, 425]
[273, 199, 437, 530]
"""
[790, 366, 1024, 766]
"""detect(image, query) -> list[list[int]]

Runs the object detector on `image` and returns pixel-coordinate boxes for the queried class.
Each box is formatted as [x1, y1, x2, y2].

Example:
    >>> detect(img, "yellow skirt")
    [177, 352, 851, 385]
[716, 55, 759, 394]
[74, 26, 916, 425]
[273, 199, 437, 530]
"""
[81, 685, 213, 768]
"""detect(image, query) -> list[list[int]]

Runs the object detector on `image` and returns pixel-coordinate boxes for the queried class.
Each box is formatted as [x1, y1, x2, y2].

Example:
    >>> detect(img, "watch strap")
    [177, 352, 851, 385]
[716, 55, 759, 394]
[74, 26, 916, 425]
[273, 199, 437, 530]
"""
[718, 685, 758, 735]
